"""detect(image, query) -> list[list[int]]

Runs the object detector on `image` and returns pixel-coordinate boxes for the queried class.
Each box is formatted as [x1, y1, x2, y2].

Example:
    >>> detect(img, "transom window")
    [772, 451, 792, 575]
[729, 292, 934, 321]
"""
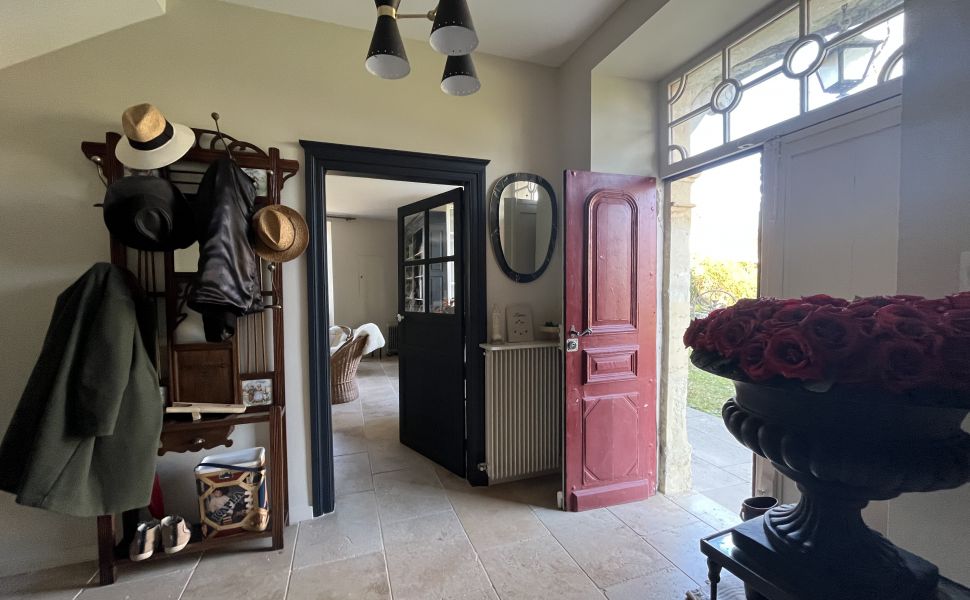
[667, 0, 904, 164]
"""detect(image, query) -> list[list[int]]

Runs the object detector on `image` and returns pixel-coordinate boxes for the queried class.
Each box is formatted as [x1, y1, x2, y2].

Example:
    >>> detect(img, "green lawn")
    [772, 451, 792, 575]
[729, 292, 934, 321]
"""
[687, 363, 735, 416]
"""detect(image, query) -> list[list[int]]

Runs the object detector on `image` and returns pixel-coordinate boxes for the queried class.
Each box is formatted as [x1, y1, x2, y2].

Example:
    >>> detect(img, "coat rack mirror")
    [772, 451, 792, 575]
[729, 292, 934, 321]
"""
[489, 173, 557, 283]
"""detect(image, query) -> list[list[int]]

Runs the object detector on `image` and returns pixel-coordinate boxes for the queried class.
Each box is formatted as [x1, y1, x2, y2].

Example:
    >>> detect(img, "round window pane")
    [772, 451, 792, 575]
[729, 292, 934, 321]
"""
[785, 35, 826, 78]
[711, 79, 741, 114]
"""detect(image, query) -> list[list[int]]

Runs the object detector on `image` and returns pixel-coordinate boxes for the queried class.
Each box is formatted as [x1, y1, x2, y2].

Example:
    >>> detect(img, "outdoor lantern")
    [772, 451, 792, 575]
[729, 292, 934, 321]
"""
[815, 37, 883, 96]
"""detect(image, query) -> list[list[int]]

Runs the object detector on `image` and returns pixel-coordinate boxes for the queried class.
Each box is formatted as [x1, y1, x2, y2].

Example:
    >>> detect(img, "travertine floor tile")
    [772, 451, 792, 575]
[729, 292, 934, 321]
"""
[78, 570, 192, 600]
[478, 536, 604, 600]
[0, 561, 95, 600]
[293, 492, 382, 569]
[448, 487, 550, 550]
[287, 552, 390, 600]
[608, 494, 701, 536]
[383, 511, 497, 600]
[334, 451, 374, 497]
[603, 566, 702, 600]
[372, 465, 452, 523]
[668, 493, 742, 531]
[535, 507, 674, 588]
[640, 520, 716, 585]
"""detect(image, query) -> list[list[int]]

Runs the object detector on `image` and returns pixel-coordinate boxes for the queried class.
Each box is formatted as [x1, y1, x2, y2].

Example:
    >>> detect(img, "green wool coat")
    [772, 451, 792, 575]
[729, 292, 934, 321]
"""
[0, 263, 162, 517]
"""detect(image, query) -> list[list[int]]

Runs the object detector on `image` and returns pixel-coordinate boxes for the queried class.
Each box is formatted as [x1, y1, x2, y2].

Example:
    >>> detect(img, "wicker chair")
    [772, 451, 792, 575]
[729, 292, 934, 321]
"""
[330, 334, 368, 404]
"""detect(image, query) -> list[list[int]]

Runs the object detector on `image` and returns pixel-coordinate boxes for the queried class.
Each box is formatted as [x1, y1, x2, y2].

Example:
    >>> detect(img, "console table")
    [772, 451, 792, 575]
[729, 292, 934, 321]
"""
[701, 520, 970, 600]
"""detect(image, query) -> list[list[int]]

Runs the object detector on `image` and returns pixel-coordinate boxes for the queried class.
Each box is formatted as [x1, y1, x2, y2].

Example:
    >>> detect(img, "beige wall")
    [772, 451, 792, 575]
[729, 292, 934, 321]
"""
[0, 0, 562, 574]
[329, 217, 398, 331]
[591, 72, 658, 177]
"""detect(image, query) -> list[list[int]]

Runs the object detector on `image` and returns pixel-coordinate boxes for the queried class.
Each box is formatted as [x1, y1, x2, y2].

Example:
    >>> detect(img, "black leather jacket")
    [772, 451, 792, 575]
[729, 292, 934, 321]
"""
[188, 157, 262, 341]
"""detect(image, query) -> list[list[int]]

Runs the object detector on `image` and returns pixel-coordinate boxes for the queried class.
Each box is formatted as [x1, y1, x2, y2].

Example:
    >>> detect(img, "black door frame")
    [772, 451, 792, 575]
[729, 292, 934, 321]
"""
[301, 140, 490, 516]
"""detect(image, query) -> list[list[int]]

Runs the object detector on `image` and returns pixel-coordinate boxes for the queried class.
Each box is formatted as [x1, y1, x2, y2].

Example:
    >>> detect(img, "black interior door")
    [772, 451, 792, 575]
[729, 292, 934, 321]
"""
[398, 188, 465, 476]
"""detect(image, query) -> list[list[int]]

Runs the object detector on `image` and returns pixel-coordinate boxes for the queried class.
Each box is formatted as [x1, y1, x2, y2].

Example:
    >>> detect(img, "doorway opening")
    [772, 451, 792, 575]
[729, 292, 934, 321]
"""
[325, 175, 456, 498]
[664, 152, 761, 514]
[302, 141, 489, 516]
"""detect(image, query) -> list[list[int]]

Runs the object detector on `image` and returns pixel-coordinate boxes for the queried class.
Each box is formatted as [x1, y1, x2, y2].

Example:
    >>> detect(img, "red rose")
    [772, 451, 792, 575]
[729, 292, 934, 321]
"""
[852, 295, 906, 309]
[834, 338, 875, 383]
[801, 294, 849, 307]
[683, 318, 708, 348]
[947, 292, 970, 309]
[761, 303, 816, 332]
[941, 310, 970, 337]
[914, 297, 952, 316]
[874, 304, 940, 349]
[799, 306, 863, 359]
[738, 335, 773, 381]
[875, 339, 936, 392]
[889, 294, 925, 303]
[939, 337, 970, 389]
[764, 328, 825, 380]
[701, 308, 736, 352]
[715, 316, 758, 359]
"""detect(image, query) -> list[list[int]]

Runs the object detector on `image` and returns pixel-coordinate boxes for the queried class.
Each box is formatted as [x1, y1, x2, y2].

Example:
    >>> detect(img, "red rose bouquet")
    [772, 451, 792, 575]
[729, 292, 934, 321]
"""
[684, 293, 970, 393]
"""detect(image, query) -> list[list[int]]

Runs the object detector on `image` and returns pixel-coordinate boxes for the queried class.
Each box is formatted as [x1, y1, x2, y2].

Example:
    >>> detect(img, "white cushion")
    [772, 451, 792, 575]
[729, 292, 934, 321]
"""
[353, 323, 386, 355]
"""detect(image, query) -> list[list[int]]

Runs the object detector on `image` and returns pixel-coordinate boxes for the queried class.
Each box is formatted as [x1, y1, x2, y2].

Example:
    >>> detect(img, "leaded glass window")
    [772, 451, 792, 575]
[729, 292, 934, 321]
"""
[667, 0, 904, 165]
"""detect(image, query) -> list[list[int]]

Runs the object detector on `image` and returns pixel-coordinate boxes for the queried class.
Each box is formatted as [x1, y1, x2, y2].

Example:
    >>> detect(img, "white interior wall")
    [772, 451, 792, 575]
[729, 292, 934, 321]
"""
[591, 72, 659, 177]
[0, 0, 562, 575]
[328, 217, 398, 332]
[889, 0, 970, 585]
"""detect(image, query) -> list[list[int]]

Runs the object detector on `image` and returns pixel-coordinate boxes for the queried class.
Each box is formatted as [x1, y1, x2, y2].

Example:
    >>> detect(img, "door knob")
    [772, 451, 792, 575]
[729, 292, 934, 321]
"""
[569, 326, 592, 337]
[396, 313, 405, 323]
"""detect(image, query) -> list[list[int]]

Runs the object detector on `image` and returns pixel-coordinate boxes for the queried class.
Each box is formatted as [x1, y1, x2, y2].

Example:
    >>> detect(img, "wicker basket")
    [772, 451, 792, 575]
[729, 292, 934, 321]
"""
[330, 334, 368, 404]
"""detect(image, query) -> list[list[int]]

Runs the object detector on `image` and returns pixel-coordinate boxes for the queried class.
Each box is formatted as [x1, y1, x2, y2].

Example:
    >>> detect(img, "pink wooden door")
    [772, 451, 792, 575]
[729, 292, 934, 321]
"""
[563, 170, 658, 511]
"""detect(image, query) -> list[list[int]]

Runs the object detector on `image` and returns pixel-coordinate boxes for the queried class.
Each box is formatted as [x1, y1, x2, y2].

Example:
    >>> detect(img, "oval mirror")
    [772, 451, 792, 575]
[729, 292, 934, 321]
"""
[489, 173, 557, 283]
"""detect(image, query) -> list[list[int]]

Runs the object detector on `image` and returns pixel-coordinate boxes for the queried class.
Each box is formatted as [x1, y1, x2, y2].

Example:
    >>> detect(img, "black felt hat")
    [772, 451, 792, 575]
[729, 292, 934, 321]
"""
[103, 175, 196, 251]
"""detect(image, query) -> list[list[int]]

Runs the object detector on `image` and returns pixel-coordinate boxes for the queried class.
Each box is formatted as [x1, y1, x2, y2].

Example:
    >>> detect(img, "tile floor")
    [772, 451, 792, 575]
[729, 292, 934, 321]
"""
[2, 357, 753, 600]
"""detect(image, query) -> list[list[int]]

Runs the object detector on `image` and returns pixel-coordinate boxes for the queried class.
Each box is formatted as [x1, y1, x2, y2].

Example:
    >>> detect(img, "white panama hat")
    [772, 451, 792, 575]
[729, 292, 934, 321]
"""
[115, 103, 195, 170]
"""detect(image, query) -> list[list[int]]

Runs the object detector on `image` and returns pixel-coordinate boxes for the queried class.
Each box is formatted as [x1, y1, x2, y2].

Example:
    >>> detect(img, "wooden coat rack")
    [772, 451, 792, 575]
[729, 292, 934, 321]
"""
[81, 127, 299, 585]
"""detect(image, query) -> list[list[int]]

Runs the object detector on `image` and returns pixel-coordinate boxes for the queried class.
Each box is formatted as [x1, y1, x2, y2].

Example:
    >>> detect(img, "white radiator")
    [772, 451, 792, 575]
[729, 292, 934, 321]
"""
[482, 341, 562, 484]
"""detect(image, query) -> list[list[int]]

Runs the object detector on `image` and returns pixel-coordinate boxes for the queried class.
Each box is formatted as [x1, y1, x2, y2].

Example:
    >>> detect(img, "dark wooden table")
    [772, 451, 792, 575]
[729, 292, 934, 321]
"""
[700, 525, 970, 600]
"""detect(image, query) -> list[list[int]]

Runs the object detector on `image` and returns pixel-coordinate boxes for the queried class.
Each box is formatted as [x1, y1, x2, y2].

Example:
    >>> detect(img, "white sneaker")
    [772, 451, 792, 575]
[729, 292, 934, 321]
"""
[129, 520, 160, 562]
[160, 515, 192, 554]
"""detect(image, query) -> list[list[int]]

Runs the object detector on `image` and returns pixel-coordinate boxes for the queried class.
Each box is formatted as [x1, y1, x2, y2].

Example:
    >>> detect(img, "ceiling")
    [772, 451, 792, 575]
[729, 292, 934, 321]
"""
[220, 0, 627, 67]
[0, 0, 164, 71]
[596, 0, 780, 81]
[326, 175, 457, 220]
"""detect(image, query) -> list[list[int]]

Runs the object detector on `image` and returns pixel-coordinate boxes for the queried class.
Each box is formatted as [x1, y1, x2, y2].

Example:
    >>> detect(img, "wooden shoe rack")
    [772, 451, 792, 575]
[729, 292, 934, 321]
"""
[82, 128, 299, 585]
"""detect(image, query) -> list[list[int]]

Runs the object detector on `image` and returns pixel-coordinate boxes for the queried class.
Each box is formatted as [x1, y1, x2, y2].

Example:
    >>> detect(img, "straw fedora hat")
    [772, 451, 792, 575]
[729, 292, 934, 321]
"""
[251, 205, 308, 263]
[116, 103, 195, 170]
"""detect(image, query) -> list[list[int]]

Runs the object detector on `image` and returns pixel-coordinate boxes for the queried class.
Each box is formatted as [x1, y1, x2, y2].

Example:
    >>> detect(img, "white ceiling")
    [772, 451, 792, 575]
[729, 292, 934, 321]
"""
[326, 175, 457, 220]
[596, 0, 780, 81]
[0, 0, 164, 71]
[220, 0, 627, 67]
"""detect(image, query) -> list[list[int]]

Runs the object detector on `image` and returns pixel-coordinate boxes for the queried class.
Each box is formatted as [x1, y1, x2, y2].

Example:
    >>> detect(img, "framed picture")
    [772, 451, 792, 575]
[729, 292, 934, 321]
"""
[241, 378, 273, 407]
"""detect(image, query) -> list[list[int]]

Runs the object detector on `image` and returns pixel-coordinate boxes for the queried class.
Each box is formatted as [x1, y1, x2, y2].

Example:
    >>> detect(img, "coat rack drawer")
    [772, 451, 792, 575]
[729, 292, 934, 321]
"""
[159, 423, 235, 455]
[173, 342, 240, 405]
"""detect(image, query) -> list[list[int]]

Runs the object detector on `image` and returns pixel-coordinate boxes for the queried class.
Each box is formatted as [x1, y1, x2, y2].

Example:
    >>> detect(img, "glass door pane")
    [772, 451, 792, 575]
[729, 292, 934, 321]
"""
[429, 261, 456, 314]
[404, 213, 425, 260]
[404, 265, 425, 313]
[429, 203, 456, 258]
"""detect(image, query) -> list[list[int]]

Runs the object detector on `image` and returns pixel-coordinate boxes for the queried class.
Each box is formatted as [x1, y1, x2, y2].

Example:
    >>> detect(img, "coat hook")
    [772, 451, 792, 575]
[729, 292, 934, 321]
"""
[88, 155, 108, 188]
[211, 111, 235, 162]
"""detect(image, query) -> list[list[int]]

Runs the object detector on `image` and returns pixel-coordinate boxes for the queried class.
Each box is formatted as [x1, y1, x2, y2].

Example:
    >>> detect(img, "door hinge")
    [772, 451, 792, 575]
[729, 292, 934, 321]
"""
[477, 462, 487, 472]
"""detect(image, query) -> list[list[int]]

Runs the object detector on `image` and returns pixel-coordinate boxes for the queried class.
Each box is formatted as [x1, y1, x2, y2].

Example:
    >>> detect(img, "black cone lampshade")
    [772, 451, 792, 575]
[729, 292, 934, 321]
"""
[430, 0, 478, 55]
[441, 54, 480, 96]
[366, 0, 410, 80]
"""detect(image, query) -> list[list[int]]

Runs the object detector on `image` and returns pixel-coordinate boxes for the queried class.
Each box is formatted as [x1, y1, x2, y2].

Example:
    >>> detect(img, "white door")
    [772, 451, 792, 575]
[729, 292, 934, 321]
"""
[759, 98, 902, 530]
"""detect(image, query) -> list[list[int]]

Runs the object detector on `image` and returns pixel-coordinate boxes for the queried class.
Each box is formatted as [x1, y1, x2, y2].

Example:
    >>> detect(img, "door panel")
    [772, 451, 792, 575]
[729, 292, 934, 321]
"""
[398, 189, 465, 476]
[564, 171, 658, 511]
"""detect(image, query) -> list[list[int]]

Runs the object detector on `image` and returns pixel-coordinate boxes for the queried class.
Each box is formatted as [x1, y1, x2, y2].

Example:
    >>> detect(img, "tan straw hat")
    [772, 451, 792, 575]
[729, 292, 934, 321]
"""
[252, 205, 309, 263]
[116, 103, 195, 170]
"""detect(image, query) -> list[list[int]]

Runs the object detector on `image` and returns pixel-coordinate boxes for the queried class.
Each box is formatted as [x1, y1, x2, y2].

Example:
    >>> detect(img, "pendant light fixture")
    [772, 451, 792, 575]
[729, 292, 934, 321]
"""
[441, 54, 480, 96]
[365, 0, 410, 80]
[364, 0, 481, 96]
[430, 0, 478, 56]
